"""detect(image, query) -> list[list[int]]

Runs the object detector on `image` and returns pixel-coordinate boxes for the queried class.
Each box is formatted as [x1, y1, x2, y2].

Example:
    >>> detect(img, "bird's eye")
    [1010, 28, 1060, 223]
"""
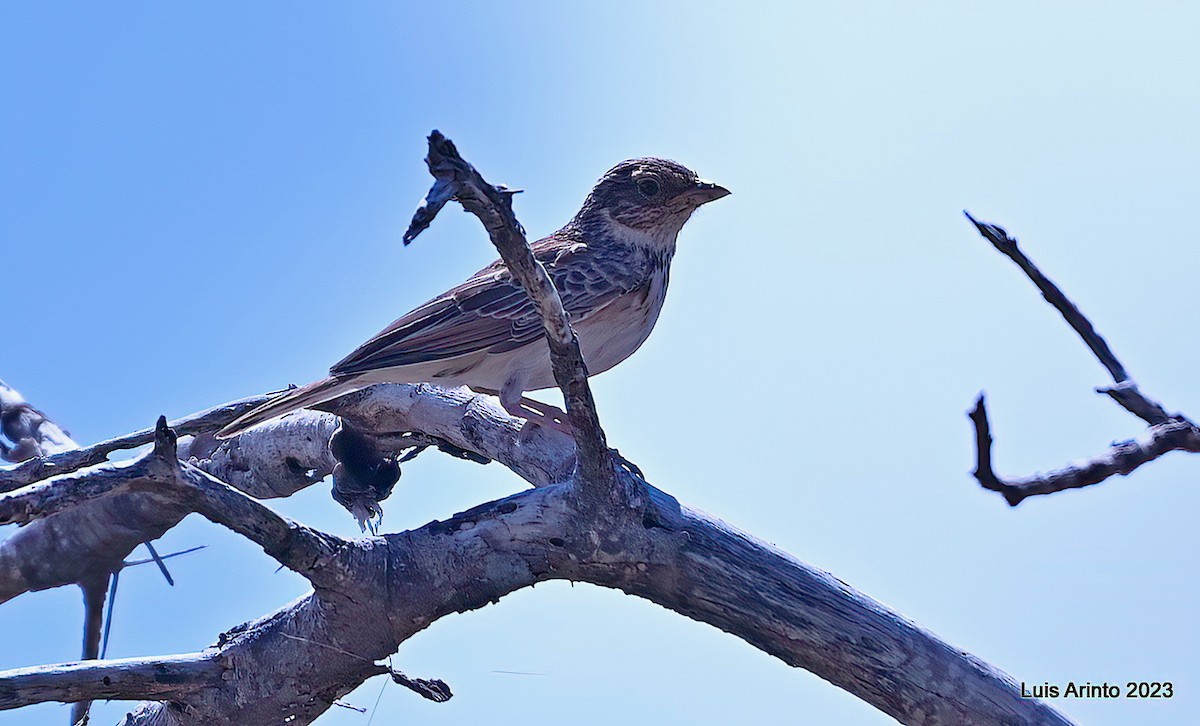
[636, 178, 660, 197]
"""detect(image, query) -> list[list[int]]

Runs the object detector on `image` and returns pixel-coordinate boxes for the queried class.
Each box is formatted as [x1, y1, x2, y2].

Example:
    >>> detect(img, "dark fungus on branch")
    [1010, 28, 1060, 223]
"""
[329, 422, 401, 533]
[964, 213, 1199, 504]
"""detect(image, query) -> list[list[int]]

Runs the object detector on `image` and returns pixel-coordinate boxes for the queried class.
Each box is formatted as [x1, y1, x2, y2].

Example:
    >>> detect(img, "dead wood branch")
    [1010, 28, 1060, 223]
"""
[0, 653, 225, 710]
[404, 131, 621, 506]
[970, 396, 1200, 505]
[0, 146, 1075, 726]
[0, 391, 280, 492]
[0, 418, 348, 587]
[965, 212, 1199, 504]
[0, 378, 180, 722]
[4, 475, 1073, 725]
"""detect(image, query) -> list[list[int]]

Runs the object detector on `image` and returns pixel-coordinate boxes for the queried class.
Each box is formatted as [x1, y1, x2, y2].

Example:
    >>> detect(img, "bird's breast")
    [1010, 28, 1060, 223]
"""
[576, 268, 669, 376]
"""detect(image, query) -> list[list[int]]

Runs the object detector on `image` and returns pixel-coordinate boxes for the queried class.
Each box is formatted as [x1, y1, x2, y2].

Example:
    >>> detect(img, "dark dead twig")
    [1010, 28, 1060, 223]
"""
[965, 213, 1199, 504]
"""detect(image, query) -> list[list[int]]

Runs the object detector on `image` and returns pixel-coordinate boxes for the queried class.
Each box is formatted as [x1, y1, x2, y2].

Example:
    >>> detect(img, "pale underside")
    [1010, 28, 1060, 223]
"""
[346, 265, 668, 408]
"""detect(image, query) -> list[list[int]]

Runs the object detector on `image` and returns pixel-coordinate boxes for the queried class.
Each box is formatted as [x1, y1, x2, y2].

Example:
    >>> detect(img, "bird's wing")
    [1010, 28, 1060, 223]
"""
[330, 235, 646, 375]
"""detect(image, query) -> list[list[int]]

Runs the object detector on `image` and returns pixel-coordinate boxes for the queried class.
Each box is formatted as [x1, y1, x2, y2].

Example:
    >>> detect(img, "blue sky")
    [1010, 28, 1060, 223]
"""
[3, 2, 1199, 724]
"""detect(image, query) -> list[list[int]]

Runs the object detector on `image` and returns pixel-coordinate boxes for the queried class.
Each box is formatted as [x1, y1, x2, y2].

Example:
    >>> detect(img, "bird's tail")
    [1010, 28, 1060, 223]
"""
[215, 377, 363, 439]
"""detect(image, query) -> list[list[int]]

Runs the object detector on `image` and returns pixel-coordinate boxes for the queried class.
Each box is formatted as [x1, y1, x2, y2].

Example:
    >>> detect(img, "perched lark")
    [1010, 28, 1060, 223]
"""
[217, 158, 728, 438]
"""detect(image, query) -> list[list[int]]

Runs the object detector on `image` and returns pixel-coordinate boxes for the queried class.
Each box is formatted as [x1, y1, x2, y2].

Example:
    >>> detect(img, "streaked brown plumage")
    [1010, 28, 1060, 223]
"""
[217, 158, 728, 438]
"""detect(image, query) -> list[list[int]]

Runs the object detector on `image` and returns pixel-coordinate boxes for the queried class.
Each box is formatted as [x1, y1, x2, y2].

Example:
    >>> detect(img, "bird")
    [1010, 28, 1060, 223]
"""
[216, 158, 729, 439]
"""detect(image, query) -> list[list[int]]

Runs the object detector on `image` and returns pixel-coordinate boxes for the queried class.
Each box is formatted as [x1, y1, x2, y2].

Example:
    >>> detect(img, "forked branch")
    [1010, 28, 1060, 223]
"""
[0, 417, 348, 586]
[969, 395, 1200, 506]
[965, 212, 1198, 504]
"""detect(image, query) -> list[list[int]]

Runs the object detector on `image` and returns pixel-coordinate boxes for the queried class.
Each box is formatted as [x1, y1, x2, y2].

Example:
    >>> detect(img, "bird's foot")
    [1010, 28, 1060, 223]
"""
[507, 396, 573, 436]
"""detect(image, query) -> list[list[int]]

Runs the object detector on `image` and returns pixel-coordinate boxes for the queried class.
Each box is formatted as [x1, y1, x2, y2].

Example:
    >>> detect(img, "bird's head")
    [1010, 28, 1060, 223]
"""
[573, 158, 729, 246]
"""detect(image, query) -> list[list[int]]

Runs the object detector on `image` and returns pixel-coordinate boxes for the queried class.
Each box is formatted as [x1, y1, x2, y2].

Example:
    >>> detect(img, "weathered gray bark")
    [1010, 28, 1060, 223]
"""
[2, 424, 1071, 725]
[0, 138, 1075, 726]
[0, 654, 224, 710]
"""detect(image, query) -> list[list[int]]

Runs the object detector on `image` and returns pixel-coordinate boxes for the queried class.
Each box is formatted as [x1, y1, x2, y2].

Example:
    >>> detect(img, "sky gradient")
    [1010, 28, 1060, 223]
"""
[2, 3, 1198, 724]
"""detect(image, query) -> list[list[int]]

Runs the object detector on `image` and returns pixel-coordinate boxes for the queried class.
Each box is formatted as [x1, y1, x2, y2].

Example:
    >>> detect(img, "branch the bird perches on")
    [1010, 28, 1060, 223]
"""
[0, 138, 1073, 726]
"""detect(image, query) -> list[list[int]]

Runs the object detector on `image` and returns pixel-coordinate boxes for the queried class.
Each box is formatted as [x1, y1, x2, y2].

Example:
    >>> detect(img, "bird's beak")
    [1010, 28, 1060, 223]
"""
[676, 178, 731, 206]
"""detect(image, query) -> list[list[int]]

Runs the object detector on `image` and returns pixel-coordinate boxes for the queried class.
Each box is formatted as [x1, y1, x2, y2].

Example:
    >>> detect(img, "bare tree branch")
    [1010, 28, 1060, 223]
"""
[0, 417, 348, 587]
[29, 476, 1069, 725]
[387, 668, 452, 703]
[964, 213, 1199, 503]
[0, 150, 1078, 726]
[322, 383, 576, 487]
[181, 410, 340, 499]
[970, 395, 1200, 506]
[0, 378, 185, 722]
[0, 391, 281, 492]
[0, 484, 190, 604]
[176, 462, 348, 582]
[71, 571, 111, 725]
[0, 375, 344, 606]
[0, 653, 225, 710]
[0, 380, 121, 722]
[403, 131, 621, 506]
[0, 383, 552, 603]
[963, 212, 1175, 426]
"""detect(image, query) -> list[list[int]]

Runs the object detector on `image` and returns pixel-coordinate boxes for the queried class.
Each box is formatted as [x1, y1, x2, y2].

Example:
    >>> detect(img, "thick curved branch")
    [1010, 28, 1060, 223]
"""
[0, 379, 183, 679]
[0, 487, 190, 604]
[1, 405, 1071, 723]
[178, 409, 340, 499]
[0, 383, 557, 603]
[0, 380, 345, 607]
[0, 379, 341, 601]
[395, 483, 1070, 724]
[41, 475, 1070, 725]
[2, 381, 566, 494]
[964, 213, 1198, 503]
[324, 383, 575, 486]
[1, 156, 1076, 726]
